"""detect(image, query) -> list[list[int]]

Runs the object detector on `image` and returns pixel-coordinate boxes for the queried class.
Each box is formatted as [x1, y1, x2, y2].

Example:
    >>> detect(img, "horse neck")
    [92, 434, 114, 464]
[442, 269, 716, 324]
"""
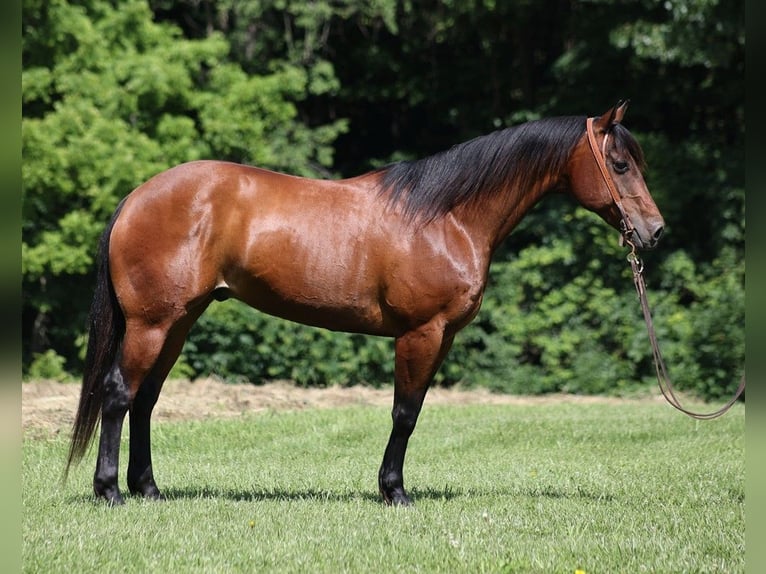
[455, 171, 562, 253]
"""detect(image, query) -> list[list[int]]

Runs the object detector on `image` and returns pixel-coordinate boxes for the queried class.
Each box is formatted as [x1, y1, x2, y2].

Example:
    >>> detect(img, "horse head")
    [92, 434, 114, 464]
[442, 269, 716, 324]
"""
[568, 101, 665, 249]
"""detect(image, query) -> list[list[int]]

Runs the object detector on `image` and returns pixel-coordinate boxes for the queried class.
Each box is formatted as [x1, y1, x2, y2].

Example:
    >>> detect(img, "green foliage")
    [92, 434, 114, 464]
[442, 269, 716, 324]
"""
[611, 0, 744, 69]
[444, 209, 651, 394]
[22, 0, 744, 402]
[22, 0, 348, 370]
[25, 349, 72, 382]
[182, 301, 394, 386]
[651, 250, 745, 400]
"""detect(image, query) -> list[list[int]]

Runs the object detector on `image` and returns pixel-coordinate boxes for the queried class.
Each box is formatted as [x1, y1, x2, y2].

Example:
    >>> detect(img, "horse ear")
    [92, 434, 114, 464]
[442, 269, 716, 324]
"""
[593, 99, 630, 132]
[613, 99, 630, 123]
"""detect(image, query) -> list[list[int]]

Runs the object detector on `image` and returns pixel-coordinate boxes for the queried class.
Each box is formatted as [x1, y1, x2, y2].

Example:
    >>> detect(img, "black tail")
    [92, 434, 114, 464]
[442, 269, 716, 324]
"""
[65, 201, 126, 476]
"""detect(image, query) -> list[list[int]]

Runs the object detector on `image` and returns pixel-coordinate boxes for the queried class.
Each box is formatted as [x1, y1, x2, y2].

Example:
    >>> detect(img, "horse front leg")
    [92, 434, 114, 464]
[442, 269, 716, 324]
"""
[379, 324, 454, 506]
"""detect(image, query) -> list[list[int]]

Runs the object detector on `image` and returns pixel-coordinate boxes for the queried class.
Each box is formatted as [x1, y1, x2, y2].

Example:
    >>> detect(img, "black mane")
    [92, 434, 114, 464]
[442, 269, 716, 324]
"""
[378, 116, 587, 222]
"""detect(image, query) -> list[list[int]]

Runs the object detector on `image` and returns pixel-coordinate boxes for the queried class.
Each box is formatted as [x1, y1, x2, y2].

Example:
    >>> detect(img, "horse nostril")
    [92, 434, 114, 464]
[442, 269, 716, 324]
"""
[653, 226, 664, 241]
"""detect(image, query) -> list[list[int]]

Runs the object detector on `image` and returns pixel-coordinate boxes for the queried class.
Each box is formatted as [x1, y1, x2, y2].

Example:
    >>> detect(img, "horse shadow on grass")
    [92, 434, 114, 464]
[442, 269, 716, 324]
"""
[159, 484, 469, 504]
[68, 483, 618, 505]
[66, 485, 468, 505]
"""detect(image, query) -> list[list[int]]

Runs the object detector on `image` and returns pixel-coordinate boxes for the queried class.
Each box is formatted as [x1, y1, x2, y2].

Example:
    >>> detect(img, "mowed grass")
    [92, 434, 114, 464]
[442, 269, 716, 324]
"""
[23, 399, 744, 573]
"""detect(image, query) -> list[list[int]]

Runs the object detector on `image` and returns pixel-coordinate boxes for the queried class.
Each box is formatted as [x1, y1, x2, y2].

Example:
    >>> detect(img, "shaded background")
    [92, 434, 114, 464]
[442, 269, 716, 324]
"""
[22, 0, 744, 400]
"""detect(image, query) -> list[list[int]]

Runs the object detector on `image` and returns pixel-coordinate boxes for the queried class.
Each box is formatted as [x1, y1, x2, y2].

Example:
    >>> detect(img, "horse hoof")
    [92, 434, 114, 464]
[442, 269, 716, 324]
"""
[95, 488, 125, 506]
[128, 483, 164, 500]
[381, 488, 413, 507]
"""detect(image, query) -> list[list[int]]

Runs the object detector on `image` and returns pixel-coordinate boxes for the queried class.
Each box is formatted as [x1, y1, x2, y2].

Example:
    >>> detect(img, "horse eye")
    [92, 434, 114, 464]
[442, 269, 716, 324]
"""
[613, 160, 629, 174]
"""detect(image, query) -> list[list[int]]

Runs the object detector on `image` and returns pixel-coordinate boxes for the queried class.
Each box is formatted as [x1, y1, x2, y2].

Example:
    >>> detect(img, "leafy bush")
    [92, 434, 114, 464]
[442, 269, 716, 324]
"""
[650, 250, 745, 401]
[182, 302, 394, 387]
[26, 349, 72, 382]
[442, 218, 644, 395]
[178, 207, 744, 402]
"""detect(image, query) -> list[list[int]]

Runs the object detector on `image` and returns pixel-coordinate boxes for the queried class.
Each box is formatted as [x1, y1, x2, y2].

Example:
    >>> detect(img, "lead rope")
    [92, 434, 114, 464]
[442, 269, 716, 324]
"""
[586, 117, 745, 419]
[626, 243, 745, 419]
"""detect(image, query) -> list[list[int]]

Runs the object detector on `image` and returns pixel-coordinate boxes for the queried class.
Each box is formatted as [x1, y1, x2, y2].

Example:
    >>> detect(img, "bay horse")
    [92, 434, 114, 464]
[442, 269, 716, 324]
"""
[66, 102, 665, 505]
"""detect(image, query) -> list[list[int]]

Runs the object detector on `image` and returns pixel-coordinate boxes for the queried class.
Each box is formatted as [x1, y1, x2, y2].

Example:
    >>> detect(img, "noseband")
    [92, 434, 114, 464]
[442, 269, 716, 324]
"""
[585, 117, 745, 420]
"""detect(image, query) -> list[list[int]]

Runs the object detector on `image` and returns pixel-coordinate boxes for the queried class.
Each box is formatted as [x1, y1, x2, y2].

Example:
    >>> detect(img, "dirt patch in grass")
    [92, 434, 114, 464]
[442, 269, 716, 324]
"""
[22, 378, 650, 440]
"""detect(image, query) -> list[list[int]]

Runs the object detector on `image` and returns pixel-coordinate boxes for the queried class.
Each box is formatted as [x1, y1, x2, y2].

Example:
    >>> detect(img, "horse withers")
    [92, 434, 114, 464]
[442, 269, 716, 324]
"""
[66, 102, 664, 505]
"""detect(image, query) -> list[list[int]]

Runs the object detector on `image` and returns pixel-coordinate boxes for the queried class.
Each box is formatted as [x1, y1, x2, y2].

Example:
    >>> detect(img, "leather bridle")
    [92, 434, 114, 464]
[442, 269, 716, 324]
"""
[586, 117, 745, 419]
[586, 117, 637, 242]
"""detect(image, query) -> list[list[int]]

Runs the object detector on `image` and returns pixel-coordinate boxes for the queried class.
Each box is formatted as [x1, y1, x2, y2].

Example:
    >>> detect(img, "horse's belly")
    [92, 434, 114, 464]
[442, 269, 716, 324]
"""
[224, 247, 399, 336]
[230, 277, 393, 336]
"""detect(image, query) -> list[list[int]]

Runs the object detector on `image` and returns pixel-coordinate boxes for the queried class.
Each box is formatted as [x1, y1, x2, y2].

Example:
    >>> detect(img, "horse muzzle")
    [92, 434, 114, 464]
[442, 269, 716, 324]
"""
[622, 218, 664, 250]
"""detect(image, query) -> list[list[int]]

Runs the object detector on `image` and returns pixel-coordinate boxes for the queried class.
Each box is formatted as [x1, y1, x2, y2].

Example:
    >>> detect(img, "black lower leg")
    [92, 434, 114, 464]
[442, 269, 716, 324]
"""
[378, 399, 423, 505]
[93, 366, 130, 505]
[127, 380, 162, 499]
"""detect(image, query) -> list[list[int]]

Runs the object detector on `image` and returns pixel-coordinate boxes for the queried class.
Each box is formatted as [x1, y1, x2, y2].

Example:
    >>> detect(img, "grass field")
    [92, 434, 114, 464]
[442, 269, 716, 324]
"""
[22, 398, 744, 573]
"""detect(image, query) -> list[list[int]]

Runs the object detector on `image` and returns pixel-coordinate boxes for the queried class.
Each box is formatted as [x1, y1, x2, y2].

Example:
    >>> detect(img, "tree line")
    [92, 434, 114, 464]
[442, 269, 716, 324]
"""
[22, 0, 744, 399]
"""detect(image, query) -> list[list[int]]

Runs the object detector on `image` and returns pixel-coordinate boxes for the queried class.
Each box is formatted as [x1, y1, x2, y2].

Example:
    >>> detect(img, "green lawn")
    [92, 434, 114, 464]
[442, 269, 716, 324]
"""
[23, 400, 744, 573]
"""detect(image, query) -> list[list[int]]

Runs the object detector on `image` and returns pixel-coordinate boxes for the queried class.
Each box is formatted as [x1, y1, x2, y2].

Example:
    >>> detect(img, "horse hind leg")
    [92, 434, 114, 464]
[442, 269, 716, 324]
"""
[127, 377, 164, 499]
[94, 315, 198, 503]
[125, 315, 203, 499]
[93, 363, 131, 504]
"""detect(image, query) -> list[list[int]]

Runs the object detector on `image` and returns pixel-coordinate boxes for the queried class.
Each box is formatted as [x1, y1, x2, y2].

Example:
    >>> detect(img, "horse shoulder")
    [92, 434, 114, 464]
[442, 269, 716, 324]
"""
[379, 215, 490, 330]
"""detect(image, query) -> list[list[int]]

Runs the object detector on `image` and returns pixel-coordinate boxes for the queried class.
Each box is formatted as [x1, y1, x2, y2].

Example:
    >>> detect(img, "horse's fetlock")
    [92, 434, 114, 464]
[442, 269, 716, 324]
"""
[93, 478, 124, 505]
